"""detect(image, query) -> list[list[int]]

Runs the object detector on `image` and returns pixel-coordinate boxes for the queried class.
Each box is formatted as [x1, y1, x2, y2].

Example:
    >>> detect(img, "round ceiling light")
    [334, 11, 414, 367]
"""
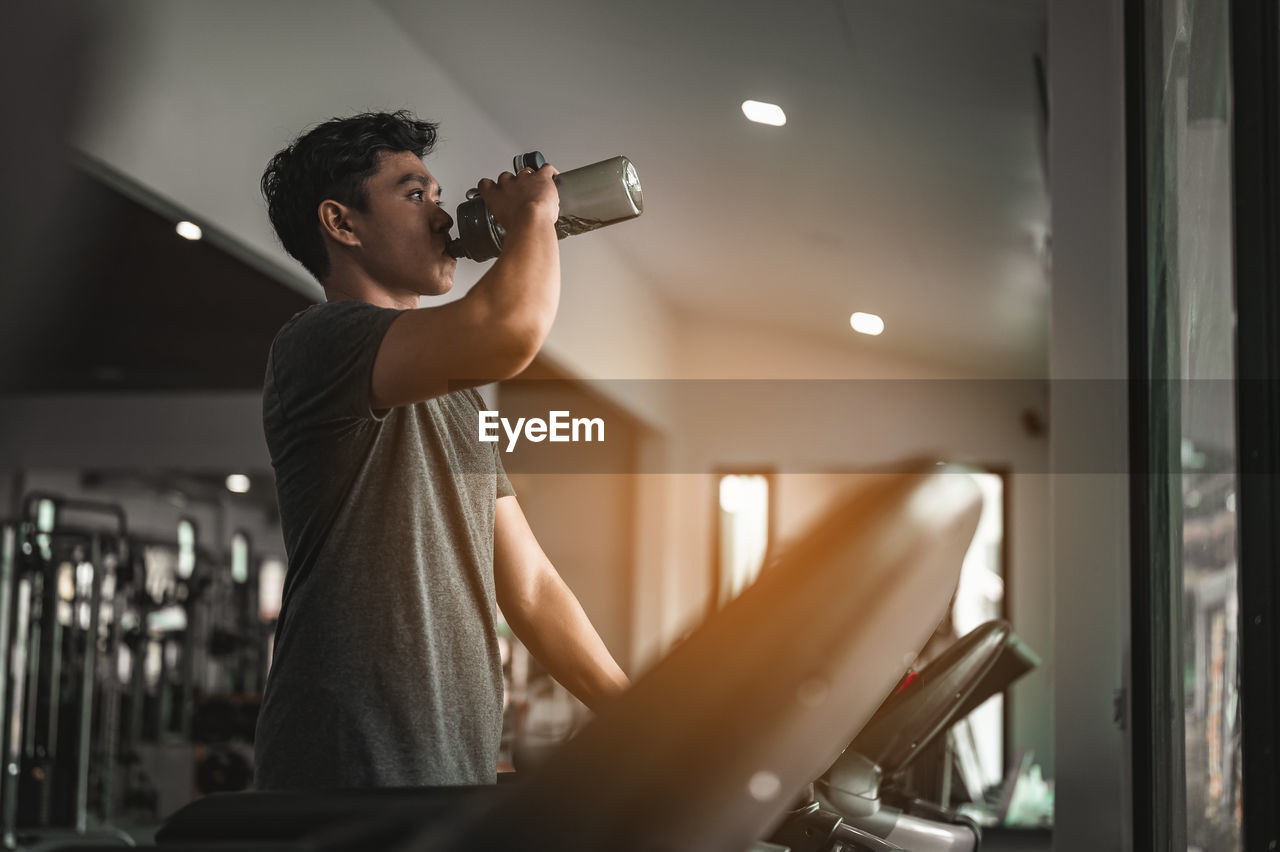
[849, 312, 885, 336]
[741, 100, 786, 126]
[176, 221, 203, 241]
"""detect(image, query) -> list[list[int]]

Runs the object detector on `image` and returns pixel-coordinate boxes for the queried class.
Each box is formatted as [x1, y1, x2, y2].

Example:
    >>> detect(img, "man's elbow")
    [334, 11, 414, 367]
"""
[489, 317, 549, 379]
[496, 581, 539, 628]
[496, 560, 557, 621]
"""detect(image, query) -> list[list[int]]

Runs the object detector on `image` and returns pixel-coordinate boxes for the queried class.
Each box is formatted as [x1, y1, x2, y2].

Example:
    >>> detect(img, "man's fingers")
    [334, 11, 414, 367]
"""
[487, 165, 555, 192]
[475, 163, 560, 230]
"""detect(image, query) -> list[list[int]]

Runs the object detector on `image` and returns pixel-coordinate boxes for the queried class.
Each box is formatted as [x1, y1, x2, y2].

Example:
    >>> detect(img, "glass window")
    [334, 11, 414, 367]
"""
[1139, 0, 1240, 846]
[715, 473, 771, 605]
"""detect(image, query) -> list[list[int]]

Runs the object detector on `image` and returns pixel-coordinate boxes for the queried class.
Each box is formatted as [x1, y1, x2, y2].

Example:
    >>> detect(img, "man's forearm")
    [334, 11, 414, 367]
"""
[466, 221, 561, 366]
[464, 167, 562, 374]
[503, 563, 629, 711]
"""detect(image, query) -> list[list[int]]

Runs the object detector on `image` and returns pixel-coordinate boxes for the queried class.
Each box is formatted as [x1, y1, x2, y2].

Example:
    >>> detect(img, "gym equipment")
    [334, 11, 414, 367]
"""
[0, 491, 269, 850]
[149, 467, 984, 851]
[1, 522, 24, 850]
[448, 151, 643, 261]
[1, 496, 132, 846]
[806, 620, 1040, 851]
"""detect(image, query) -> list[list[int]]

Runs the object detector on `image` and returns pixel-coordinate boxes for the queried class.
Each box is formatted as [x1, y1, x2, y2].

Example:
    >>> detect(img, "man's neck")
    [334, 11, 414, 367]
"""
[322, 266, 419, 310]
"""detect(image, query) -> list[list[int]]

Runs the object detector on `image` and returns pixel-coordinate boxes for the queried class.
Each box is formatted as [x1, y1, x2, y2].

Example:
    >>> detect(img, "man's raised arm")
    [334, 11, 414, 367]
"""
[371, 165, 561, 409]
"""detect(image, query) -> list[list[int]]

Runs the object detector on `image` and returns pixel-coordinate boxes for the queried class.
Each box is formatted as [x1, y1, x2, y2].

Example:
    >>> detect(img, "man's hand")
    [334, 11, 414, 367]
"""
[476, 164, 560, 234]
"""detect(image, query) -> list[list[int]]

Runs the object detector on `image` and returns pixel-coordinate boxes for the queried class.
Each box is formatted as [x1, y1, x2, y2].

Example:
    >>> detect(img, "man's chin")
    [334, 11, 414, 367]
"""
[422, 277, 454, 298]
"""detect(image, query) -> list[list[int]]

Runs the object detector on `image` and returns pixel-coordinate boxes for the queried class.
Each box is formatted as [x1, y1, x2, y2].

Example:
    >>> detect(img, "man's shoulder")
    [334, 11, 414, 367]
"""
[270, 300, 402, 358]
[264, 300, 406, 425]
[276, 300, 392, 335]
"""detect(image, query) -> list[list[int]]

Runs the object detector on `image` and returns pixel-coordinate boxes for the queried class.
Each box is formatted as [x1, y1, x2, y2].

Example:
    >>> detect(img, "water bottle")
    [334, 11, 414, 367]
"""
[447, 151, 643, 262]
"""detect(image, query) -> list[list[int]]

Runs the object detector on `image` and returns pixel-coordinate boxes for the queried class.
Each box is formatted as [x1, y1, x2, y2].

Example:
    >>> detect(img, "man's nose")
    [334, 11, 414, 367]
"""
[433, 204, 454, 232]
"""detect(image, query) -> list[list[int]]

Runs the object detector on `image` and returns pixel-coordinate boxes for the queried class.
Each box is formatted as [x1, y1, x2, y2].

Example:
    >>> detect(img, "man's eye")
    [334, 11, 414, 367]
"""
[409, 190, 424, 201]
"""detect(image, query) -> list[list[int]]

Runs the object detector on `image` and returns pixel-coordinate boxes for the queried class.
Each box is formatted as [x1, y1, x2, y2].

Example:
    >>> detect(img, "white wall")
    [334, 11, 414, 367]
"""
[1048, 0, 1131, 848]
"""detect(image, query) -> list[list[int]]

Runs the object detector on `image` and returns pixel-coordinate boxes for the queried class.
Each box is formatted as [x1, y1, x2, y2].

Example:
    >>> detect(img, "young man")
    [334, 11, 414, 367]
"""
[254, 110, 629, 789]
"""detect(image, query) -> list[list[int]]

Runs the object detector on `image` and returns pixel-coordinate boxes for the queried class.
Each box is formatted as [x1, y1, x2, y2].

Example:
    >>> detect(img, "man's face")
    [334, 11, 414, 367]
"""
[345, 150, 456, 297]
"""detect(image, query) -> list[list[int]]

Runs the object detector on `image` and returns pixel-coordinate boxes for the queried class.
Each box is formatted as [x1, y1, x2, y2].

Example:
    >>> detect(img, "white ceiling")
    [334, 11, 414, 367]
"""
[378, 0, 1049, 377]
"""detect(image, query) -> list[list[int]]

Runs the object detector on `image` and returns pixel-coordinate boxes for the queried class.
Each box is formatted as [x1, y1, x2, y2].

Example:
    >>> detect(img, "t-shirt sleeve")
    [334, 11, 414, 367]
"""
[268, 301, 403, 426]
[465, 388, 516, 499]
[494, 445, 516, 499]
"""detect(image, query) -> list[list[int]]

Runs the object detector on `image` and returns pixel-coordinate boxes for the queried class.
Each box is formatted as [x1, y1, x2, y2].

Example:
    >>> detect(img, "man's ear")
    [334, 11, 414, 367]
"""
[318, 199, 361, 248]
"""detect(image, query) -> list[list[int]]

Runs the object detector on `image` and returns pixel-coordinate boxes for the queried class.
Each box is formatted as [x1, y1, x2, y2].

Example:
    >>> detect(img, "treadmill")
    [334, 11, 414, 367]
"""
[805, 619, 1041, 851]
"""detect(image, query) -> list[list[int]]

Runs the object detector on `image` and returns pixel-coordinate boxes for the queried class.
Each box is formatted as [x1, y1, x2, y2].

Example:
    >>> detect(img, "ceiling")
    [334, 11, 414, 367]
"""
[378, 0, 1049, 377]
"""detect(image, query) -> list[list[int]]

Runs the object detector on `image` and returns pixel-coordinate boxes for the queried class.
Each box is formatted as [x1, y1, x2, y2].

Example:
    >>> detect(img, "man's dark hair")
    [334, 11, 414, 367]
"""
[261, 110, 439, 283]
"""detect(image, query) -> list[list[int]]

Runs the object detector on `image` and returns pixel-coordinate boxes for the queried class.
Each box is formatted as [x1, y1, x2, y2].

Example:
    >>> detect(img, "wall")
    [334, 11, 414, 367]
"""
[0, 393, 268, 470]
[0, 391, 287, 562]
[1048, 0, 1131, 848]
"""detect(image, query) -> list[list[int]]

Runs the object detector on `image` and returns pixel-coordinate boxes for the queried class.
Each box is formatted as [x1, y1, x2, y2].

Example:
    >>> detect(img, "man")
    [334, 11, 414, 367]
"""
[254, 110, 629, 790]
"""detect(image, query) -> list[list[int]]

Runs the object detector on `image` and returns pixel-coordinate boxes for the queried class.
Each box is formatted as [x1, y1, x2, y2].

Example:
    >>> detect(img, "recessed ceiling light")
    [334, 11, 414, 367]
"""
[849, 312, 885, 336]
[176, 220, 203, 241]
[225, 474, 251, 494]
[741, 100, 786, 126]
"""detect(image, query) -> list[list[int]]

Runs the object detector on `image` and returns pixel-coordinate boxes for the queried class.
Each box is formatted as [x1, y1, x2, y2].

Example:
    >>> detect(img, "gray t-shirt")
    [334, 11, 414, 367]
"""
[254, 299, 514, 790]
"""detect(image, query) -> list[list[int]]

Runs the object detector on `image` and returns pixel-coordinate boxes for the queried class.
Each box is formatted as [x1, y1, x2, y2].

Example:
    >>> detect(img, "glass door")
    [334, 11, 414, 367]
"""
[1130, 0, 1242, 848]
[1133, 0, 1280, 848]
